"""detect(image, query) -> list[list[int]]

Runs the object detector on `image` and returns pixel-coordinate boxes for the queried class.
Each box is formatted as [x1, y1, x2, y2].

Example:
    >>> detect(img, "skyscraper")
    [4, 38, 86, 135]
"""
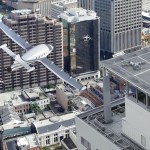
[94, 0, 142, 58]
[0, 9, 63, 92]
[60, 8, 100, 75]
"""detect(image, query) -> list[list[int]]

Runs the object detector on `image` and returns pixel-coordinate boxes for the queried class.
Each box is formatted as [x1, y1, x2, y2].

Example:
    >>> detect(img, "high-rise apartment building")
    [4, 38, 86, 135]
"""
[60, 8, 100, 75]
[77, 0, 94, 10]
[94, 0, 142, 58]
[0, 9, 63, 92]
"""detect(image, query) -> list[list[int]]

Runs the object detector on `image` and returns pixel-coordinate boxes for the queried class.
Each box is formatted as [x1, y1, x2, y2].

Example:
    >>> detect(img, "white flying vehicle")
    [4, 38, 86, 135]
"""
[0, 21, 86, 91]
[0, 44, 53, 73]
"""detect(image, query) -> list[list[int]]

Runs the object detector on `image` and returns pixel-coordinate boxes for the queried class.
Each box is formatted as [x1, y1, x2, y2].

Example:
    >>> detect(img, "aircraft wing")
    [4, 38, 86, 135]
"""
[0, 44, 16, 58]
[38, 58, 85, 91]
[0, 44, 35, 72]
[15, 55, 35, 72]
[0, 21, 32, 51]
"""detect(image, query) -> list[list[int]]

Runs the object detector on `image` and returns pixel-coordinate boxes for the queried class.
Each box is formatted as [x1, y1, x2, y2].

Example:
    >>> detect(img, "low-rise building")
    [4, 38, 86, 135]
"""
[72, 96, 95, 112]
[1, 121, 31, 140]
[56, 84, 75, 111]
[31, 113, 77, 147]
[142, 11, 150, 28]
[1, 108, 21, 125]
[0, 87, 50, 114]
[75, 71, 100, 82]
[142, 28, 150, 47]
[4, 134, 40, 150]
[21, 88, 50, 110]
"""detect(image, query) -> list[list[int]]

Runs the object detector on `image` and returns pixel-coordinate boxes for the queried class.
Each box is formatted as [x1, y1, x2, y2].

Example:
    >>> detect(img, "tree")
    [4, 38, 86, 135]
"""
[47, 83, 55, 89]
[68, 100, 73, 111]
[30, 103, 42, 114]
[42, 146, 49, 150]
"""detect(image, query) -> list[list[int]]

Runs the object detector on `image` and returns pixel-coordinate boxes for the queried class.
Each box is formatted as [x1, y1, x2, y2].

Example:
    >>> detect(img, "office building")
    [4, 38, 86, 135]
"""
[50, 0, 77, 19]
[60, 8, 100, 75]
[76, 48, 150, 150]
[0, 9, 63, 91]
[77, 0, 94, 10]
[94, 0, 142, 58]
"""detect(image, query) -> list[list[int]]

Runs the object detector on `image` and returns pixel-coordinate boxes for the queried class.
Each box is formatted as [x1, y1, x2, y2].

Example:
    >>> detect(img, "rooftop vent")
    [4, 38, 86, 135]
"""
[122, 61, 146, 71]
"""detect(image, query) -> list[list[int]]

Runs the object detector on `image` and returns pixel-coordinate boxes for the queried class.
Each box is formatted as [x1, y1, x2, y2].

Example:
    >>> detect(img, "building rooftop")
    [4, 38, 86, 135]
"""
[36, 118, 75, 134]
[60, 8, 97, 23]
[1, 121, 31, 139]
[78, 106, 145, 150]
[62, 137, 77, 149]
[0, 87, 48, 107]
[101, 47, 150, 94]
[22, 87, 47, 100]
[17, 134, 40, 148]
[56, 84, 75, 96]
[1, 108, 21, 125]
[72, 96, 95, 111]
[33, 112, 77, 135]
[5, 134, 39, 150]
[11, 9, 32, 15]
[142, 11, 150, 20]
[52, 0, 77, 7]
[33, 112, 77, 127]
[142, 28, 150, 35]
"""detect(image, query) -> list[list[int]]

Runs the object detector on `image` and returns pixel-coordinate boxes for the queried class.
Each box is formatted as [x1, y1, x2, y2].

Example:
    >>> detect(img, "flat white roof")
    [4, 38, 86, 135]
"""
[56, 84, 74, 95]
[101, 47, 150, 94]
[52, 0, 77, 7]
[2, 121, 29, 130]
[11, 9, 32, 15]
[60, 8, 97, 23]
[142, 11, 150, 18]
[17, 137, 28, 146]
[0, 87, 47, 107]
[17, 134, 39, 148]
[0, 90, 29, 107]
[33, 112, 78, 128]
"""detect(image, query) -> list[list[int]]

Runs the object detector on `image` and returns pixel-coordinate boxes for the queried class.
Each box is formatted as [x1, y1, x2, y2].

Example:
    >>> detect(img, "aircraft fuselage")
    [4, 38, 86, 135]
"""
[10, 44, 53, 71]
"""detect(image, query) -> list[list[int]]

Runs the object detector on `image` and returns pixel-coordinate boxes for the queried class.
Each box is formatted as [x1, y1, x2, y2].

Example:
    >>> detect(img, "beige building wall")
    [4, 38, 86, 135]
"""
[56, 86, 68, 110]
[14, 103, 30, 113]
